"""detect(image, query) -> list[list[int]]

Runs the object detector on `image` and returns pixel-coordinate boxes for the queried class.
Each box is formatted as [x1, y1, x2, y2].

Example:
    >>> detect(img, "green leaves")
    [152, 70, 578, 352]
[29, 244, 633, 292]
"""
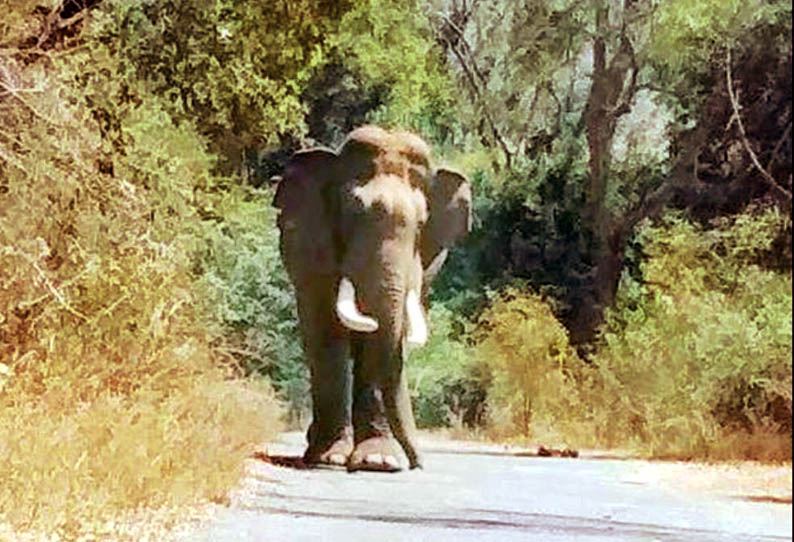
[197, 188, 308, 420]
[333, 0, 457, 131]
[594, 209, 792, 458]
[407, 305, 475, 428]
[94, 0, 343, 157]
[650, 0, 789, 70]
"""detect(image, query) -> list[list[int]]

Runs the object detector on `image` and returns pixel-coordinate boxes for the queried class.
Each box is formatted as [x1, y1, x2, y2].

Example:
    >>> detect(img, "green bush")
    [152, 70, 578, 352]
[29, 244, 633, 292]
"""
[407, 305, 485, 429]
[198, 188, 309, 425]
[453, 205, 791, 461]
[471, 288, 590, 444]
[591, 209, 792, 459]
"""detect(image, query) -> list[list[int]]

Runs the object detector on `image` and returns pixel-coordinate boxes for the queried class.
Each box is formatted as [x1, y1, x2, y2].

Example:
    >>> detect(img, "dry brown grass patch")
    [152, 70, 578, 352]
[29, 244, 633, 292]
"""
[0, 349, 281, 539]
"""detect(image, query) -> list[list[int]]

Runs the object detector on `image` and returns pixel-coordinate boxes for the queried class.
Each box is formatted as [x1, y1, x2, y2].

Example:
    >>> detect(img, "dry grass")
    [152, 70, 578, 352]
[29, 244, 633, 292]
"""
[0, 346, 281, 540]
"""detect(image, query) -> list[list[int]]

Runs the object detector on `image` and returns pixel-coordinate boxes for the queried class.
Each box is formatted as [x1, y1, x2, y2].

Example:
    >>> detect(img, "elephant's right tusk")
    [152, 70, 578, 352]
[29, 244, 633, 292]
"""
[336, 278, 379, 333]
[404, 289, 428, 346]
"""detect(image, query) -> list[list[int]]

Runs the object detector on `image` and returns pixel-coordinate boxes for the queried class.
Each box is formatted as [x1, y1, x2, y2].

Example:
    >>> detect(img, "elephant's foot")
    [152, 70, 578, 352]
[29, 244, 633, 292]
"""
[304, 432, 353, 468]
[347, 436, 401, 472]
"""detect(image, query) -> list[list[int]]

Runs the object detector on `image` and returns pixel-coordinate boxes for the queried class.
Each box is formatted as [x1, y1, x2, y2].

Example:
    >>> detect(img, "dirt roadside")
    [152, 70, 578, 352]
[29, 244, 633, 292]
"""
[417, 431, 792, 502]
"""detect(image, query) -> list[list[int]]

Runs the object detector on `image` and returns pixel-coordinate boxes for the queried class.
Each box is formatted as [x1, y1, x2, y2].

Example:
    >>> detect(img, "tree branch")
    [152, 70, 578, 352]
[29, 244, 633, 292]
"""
[0, 79, 53, 124]
[34, 1, 89, 51]
[435, 14, 515, 169]
[36, 1, 64, 49]
[603, 34, 638, 118]
[438, 14, 487, 87]
[767, 121, 791, 172]
[725, 48, 792, 200]
[616, 124, 710, 248]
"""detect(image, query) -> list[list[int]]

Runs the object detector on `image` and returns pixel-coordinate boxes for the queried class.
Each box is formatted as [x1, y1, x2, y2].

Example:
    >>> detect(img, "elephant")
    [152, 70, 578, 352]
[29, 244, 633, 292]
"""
[272, 125, 471, 472]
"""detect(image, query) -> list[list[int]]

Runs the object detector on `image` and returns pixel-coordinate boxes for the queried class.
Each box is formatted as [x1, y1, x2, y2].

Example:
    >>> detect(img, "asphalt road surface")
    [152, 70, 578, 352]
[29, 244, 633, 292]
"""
[177, 432, 791, 542]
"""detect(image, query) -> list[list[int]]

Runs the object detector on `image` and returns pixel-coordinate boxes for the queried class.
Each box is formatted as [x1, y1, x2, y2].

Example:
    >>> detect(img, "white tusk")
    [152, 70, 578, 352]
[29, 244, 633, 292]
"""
[336, 278, 379, 333]
[405, 289, 428, 346]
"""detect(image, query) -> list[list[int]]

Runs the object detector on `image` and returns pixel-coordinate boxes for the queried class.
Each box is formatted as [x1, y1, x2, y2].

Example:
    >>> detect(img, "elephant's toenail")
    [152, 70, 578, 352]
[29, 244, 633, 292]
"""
[383, 455, 399, 470]
[329, 453, 346, 465]
[365, 453, 383, 465]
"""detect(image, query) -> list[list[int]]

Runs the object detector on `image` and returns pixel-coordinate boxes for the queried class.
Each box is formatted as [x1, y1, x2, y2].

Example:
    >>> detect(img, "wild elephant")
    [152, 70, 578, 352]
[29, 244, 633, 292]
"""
[273, 126, 471, 472]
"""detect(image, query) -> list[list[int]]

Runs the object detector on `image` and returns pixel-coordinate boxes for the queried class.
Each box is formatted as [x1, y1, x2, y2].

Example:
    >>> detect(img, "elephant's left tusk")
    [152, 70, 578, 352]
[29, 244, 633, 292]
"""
[405, 289, 428, 346]
[336, 277, 379, 333]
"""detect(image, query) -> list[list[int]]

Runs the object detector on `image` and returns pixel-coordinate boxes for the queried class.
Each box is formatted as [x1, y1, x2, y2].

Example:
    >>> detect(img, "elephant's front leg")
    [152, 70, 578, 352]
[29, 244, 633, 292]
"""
[347, 337, 404, 472]
[296, 282, 354, 467]
[305, 338, 353, 466]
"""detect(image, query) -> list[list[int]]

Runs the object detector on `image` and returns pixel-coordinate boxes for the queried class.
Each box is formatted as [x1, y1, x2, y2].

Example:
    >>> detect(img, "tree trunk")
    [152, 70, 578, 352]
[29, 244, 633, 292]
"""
[583, 7, 611, 252]
[576, 5, 637, 341]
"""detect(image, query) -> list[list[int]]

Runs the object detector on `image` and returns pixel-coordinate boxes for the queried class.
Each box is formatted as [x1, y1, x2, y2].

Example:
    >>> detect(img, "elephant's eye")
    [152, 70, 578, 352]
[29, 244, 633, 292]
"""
[371, 200, 407, 228]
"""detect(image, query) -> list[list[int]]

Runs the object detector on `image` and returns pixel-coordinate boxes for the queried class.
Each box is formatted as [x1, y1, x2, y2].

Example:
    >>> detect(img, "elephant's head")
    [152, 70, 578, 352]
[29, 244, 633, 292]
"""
[274, 125, 471, 347]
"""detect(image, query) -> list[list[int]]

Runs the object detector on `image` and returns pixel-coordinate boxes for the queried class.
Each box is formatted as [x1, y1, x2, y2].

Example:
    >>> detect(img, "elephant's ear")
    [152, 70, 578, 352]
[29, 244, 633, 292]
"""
[273, 148, 339, 277]
[272, 148, 337, 212]
[421, 167, 472, 269]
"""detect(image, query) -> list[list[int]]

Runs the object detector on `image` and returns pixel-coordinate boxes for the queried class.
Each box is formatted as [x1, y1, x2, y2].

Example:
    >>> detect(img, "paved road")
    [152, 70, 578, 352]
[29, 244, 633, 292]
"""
[178, 433, 791, 542]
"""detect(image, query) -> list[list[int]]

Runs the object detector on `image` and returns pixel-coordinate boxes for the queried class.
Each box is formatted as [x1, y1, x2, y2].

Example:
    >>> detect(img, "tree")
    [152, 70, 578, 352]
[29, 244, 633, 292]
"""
[427, 0, 791, 342]
[97, 0, 352, 174]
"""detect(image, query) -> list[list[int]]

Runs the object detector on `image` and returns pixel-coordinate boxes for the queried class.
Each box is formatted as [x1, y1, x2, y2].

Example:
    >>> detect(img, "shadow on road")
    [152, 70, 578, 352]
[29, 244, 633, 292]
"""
[739, 495, 792, 505]
[234, 502, 793, 541]
[252, 452, 311, 470]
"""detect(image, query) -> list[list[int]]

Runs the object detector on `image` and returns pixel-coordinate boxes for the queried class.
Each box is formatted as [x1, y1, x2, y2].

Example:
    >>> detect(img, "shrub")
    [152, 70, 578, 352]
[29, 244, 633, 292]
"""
[0, 20, 280, 538]
[433, 208, 791, 460]
[590, 209, 792, 459]
[198, 188, 309, 425]
[471, 288, 590, 444]
[407, 305, 485, 429]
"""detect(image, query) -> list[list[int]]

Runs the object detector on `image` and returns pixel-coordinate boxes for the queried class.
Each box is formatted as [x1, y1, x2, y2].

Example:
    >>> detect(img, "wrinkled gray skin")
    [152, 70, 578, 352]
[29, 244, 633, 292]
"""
[273, 126, 471, 472]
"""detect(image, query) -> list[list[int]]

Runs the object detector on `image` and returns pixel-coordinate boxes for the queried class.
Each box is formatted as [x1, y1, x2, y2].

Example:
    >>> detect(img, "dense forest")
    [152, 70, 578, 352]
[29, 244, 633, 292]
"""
[0, 0, 790, 538]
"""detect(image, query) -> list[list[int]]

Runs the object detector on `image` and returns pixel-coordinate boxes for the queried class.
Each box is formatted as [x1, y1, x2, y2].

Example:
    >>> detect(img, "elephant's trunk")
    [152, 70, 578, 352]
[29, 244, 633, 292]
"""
[383, 368, 423, 469]
[335, 271, 426, 469]
[369, 272, 424, 469]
